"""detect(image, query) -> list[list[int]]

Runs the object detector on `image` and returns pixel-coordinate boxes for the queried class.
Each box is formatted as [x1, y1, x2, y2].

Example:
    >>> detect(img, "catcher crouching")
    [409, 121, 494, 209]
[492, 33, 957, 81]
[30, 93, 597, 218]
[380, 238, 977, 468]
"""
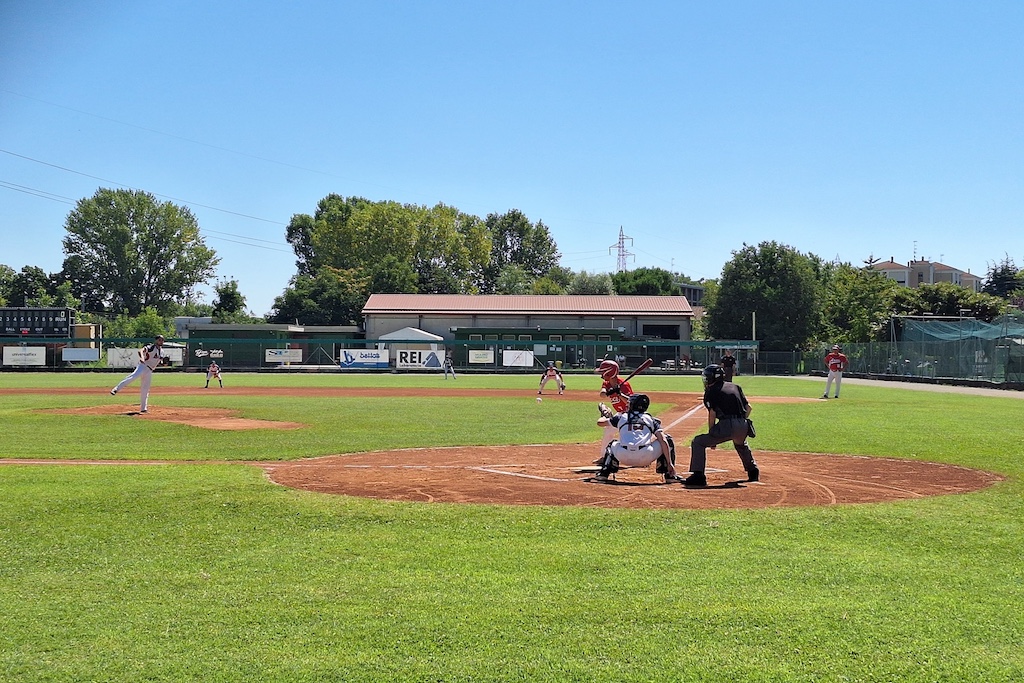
[592, 394, 678, 484]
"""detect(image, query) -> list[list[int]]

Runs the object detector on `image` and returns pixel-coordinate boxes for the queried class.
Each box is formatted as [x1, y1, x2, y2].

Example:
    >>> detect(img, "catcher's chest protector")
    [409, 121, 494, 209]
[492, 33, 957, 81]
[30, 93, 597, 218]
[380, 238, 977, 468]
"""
[618, 415, 657, 450]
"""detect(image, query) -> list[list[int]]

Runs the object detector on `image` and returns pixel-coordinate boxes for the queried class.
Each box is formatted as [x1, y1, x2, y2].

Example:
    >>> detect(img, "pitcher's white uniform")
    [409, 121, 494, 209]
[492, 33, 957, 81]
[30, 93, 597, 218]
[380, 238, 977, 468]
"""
[111, 336, 165, 412]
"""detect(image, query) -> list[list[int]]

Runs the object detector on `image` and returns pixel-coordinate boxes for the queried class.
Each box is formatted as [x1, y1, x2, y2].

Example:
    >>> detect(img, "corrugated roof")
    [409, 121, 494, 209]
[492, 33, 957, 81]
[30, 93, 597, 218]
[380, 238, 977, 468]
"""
[363, 294, 692, 315]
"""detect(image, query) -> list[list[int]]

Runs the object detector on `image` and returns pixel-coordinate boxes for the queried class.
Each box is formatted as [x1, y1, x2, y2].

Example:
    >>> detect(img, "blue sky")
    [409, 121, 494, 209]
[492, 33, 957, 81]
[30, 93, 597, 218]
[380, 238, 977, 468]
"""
[2, 1, 1022, 316]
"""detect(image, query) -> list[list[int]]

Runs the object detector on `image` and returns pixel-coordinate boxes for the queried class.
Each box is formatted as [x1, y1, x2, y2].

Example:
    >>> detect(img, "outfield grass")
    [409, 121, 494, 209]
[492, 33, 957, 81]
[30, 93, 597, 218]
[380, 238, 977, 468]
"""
[1, 373, 1022, 682]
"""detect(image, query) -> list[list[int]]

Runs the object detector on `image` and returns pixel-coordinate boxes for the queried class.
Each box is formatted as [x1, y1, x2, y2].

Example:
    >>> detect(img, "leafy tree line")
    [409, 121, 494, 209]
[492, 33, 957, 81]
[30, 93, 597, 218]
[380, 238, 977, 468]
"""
[4, 187, 1022, 347]
[703, 242, 1020, 352]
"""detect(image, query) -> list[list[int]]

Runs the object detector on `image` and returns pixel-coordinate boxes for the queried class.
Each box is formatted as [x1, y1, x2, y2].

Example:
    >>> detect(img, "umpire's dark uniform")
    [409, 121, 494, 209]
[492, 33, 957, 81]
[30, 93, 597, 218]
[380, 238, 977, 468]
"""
[689, 379, 759, 480]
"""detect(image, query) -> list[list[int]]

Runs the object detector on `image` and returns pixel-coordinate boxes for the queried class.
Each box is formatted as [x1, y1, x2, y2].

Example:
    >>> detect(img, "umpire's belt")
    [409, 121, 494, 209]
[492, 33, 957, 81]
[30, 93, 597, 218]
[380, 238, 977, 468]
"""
[717, 415, 743, 420]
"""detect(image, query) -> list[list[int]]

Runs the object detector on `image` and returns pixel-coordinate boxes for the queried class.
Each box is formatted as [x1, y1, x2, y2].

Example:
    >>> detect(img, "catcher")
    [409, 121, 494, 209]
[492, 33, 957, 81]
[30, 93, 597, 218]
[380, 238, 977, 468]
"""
[538, 360, 565, 395]
[592, 394, 678, 484]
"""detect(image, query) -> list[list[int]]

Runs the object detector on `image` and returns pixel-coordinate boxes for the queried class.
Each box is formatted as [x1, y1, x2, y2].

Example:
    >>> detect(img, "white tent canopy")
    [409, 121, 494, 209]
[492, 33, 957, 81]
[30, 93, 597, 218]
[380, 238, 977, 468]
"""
[377, 326, 444, 342]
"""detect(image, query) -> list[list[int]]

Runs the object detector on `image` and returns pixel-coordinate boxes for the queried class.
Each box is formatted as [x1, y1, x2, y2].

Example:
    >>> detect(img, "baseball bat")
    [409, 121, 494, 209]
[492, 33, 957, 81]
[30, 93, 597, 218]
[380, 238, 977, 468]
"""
[621, 357, 653, 384]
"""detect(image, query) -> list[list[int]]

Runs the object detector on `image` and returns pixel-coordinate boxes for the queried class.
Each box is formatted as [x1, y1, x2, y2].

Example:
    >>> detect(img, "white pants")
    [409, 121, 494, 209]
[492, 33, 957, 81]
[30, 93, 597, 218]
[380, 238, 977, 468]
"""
[824, 370, 843, 397]
[539, 376, 562, 393]
[608, 440, 667, 468]
[113, 364, 154, 411]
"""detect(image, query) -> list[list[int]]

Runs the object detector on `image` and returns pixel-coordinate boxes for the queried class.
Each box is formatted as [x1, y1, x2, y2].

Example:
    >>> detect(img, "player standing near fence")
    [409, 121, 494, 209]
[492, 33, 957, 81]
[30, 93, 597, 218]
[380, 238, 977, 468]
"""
[822, 344, 848, 399]
[110, 335, 166, 413]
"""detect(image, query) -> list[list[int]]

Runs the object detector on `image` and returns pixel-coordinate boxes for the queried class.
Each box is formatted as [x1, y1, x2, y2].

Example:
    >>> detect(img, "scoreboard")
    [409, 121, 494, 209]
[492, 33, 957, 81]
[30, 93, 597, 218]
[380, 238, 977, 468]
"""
[0, 307, 75, 337]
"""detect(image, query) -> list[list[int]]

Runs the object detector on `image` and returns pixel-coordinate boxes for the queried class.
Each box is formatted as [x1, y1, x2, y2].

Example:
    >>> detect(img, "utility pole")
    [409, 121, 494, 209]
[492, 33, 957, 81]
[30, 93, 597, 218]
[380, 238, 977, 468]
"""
[609, 226, 634, 272]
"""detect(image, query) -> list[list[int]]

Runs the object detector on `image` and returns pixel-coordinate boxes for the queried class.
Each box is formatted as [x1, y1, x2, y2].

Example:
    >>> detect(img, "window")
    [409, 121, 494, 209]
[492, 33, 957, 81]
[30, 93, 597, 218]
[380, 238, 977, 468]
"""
[518, 335, 532, 341]
[598, 335, 611, 341]
[565, 335, 578, 341]
[469, 334, 483, 341]
[485, 334, 498, 340]
[548, 335, 562, 341]
[502, 335, 515, 341]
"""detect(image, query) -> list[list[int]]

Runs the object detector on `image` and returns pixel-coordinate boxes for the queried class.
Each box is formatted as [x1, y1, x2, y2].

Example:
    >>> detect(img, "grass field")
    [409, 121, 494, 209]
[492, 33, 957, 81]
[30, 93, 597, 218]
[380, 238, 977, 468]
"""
[1, 372, 1022, 682]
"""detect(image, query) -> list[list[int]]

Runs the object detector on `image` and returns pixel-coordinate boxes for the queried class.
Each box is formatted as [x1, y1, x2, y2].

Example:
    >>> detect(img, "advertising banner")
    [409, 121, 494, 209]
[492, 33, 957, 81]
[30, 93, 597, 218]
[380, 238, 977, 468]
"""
[502, 349, 534, 367]
[339, 348, 390, 369]
[395, 348, 443, 369]
[468, 349, 494, 364]
[3, 346, 45, 366]
[266, 348, 303, 363]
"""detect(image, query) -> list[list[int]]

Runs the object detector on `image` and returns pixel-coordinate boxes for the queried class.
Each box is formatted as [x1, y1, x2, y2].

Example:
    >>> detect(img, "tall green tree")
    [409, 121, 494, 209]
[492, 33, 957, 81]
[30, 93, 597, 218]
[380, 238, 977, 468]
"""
[611, 267, 678, 295]
[62, 188, 219, 315]
[267, 267, 369, 326]
[707, 242, 823, 351]
[211, 279, 257, 323]
[566, 271, 615, 295]
[7, 266, 50, 307]
[982, 255, 1024, 298]
[480, 209, 559, 291]
[820, 263, 900, 343]
[0, 264, 16, 305]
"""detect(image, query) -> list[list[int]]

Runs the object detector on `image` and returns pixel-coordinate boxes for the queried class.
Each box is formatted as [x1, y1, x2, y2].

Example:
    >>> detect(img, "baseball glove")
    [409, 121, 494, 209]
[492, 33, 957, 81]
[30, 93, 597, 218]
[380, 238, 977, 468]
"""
[597, 402, 613, 418]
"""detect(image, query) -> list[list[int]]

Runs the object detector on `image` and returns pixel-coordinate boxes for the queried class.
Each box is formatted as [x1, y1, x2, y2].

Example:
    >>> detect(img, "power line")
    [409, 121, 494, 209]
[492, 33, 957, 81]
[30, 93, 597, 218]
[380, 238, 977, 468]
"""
[0, 148, 286, 226]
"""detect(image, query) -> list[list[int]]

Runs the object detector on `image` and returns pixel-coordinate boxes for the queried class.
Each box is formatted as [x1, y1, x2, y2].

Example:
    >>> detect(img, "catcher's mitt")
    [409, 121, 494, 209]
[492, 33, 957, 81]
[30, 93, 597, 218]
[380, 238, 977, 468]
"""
[597, 402, 613, 418]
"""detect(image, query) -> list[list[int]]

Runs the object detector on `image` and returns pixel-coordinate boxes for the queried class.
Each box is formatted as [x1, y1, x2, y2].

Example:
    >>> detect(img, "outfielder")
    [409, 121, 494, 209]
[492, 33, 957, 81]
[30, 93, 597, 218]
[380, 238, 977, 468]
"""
[683, 364, 759, 487]
[205, 360, 223, 388]
[110, 334, 166, 413]
[538, 361, 564, 395]
[592, 394, 678, 483]
[443, 354, 457, 380]
[822, 344, 848, 399]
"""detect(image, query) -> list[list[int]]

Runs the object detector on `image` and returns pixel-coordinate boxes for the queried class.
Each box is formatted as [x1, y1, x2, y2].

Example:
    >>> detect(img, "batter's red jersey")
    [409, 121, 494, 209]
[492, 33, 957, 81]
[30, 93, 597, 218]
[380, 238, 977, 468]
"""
[602, 378, 633, 413]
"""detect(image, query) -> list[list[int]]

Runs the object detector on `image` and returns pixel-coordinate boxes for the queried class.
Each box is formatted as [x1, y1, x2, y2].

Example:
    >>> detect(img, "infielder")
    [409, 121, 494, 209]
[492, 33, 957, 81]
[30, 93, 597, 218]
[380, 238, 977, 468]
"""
[592, 394, 678, 483]
[822, 344, 848, 399]
[538, 361, 564, 395]
[205, 360, 223, 388]
[683, 364, 759, 487]
[110, 334, 166, 413]
[595, 359, 634, 457]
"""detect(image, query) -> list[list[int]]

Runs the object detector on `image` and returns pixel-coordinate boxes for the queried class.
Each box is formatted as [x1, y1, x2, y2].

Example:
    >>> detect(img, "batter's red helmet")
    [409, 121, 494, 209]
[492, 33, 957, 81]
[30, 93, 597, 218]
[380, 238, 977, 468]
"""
[596, 359, 619, 380]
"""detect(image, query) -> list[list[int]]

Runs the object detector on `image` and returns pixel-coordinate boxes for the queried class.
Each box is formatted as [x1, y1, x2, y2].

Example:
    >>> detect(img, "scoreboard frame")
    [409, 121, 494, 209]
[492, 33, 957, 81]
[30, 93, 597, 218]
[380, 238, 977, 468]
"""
[0, 307, 76, 337]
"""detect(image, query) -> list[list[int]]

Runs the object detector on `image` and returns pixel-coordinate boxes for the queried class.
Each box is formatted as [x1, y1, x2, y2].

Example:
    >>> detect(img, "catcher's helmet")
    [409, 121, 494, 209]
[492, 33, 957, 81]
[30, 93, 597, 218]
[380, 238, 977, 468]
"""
[596, 359, 619, 380]
[547, 360, 554, 367]
[628, 393, 650, 414]
[702, 364, 725, 388]
[832, 344, 842, 351]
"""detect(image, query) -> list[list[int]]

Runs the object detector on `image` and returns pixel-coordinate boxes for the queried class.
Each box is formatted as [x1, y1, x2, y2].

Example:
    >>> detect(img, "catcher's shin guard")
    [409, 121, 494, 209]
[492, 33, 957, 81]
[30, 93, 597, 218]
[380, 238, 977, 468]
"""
[655, 435, 676, 474]
[596, 446, 620, 478]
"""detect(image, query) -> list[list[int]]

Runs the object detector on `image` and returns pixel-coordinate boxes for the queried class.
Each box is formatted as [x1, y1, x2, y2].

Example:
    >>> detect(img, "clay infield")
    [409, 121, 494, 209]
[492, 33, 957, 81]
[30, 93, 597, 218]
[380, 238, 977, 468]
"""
[6, 385, 1003, 509]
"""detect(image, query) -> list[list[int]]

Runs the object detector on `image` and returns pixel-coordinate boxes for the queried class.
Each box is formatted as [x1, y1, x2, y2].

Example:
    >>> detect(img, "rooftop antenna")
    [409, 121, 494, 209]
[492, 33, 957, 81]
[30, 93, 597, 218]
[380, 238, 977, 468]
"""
[913, 240, 918, 262]
[609, 226, 635, 272]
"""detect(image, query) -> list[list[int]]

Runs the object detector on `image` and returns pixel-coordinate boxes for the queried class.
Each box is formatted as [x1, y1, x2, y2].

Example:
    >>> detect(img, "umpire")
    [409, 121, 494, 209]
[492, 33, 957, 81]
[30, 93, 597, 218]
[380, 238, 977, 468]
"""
[683, 364, 760, 487]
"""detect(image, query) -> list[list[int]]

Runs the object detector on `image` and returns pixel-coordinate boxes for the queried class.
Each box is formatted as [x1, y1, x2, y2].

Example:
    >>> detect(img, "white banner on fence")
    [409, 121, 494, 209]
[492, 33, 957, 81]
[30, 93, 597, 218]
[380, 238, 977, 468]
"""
[107, 348, 138, 368]
[468, 349, 494, 364]
[502, 349, 534, 367]
[339, 348, 389, 369]
[266, 348, 303, 363]
[3, 346, 45, 366]
[62, 348, 101, 362]
[395, 348, 444, 369]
